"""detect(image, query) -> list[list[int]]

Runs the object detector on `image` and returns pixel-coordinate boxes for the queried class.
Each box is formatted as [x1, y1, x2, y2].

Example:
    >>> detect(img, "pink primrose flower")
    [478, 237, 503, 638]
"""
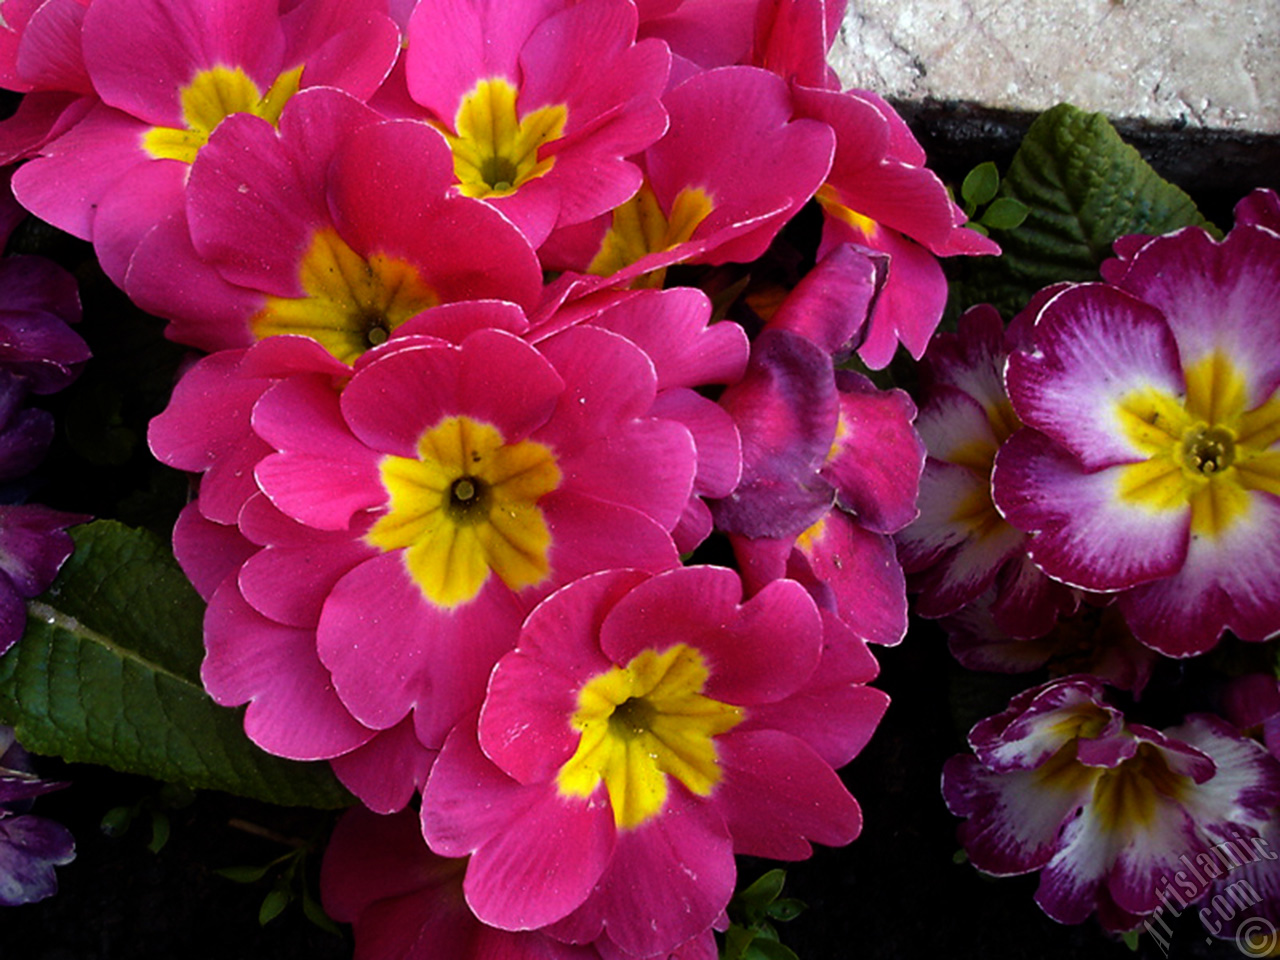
[404, 0, 670, 248]
[216, 325, 693, 762]
[125, 87, 542, 358]
[943, 676, 1280, 932]
[897, 304, 1076, 639]
[539, 65, 833, 288]
[992, 210, 1280, 657]
[422, 566, 884, 957]
[10, 0, 400, 280]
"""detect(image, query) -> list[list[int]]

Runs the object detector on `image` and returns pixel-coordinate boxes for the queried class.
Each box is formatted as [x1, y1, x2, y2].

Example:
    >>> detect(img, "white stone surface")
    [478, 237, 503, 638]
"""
[829, 0, 1280, 133]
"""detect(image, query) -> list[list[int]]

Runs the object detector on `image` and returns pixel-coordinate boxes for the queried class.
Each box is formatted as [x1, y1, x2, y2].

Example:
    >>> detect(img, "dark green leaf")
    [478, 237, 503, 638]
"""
[722, 924, 756, 960]
[259, 886, 291, 926]
[100, 805, 136, 838]
[765, 898, 806, 922]
[744, 940, 798, 960]
[301, 890, 342, 936]
[1121, 930, 1141, 951]
[215, 865, 273, 885]
[0, 521, 353, 808]
[739, 868, 787, 908]
[147, 811, 171, 853]
[950, 103, 1214, 318]
[961, 161, 1000, 209]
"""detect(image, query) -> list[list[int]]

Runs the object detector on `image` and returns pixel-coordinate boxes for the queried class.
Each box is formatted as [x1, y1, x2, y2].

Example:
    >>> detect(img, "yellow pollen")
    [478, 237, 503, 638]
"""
[556, 644, 744, 829]
[143, 64, 304, 164]
[367, 416, 561, 607]
[249, 228, 439, 364]
[443, 78, 566, 199]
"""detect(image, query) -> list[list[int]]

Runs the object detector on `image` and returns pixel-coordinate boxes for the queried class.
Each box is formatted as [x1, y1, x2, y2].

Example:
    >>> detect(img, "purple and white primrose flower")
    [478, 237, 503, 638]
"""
[943, 676, 1280, 932]
[992, 197, 1280, 657]
[896, 303, 1076, 640]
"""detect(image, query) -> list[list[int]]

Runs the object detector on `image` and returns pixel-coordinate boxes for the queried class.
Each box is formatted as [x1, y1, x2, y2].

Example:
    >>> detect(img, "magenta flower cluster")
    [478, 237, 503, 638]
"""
[0, 0, 1008, 954]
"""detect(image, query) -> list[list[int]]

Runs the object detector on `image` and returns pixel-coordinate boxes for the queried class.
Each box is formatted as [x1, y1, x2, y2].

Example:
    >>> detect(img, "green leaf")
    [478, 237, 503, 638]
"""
[100, 805, 136, 838]
[979, 197, 1029, 231]
[722, 924, 756, 960]
[739, 868, 787, 909]
[765, 898, 806, 922]
[147, 811, 171, 853]
[1121, 930, 1141, 951]
[301, 890, 342, 936]
[215, 864, 273, 885]
[961, 161, 1000, 209]
[950, 103, 1214, 318]
[744, 940, 799, 960]
[259, 885, 291, 926]
[0, 520, 353, 808]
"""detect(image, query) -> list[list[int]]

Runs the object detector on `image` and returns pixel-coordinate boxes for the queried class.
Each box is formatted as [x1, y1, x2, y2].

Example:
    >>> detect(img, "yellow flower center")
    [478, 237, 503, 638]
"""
[366, 416, 561, 608]
[556, 644, 744, 829]
[442, 78, 567, 199]
[249, 228, 439, 364]
[588, 182, 714, 288]
[1116, 350, 1280, 538]
[143, 64, 304, 164]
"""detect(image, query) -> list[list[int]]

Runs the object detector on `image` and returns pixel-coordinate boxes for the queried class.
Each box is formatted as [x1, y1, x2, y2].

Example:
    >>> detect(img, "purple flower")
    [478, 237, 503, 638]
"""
[943, 677, 1280, 932]
[0, 727, 74, 906]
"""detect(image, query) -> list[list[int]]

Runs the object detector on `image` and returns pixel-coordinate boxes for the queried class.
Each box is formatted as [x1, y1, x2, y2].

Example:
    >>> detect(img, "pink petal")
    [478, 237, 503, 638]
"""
[202, 578, 374, 760]
[1006, 283, 1185, 470]
[1114, 224, 1280, 405]
[824, 372, 924, 533]
[549, 787, 731, 958]
[599, 566, 823, 704]
[330, 716, 437, 814]
[318, 553, 525, 745]
[714, 729, 862, 860]
[1118, 488, 1280, 655]
[993, 428, 1189, 592]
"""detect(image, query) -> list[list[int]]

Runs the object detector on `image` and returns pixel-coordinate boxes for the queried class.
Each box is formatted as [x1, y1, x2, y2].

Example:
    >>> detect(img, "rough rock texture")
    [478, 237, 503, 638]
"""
[831, 0, 1280, 133]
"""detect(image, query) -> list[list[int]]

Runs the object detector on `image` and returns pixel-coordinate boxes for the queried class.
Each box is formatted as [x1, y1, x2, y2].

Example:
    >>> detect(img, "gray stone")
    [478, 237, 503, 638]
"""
[830, 0, 1280, 133]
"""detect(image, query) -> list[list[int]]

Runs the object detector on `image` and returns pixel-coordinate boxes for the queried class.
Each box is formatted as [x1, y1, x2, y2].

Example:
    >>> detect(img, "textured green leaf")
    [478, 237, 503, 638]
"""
[0, 520, 353, 808]
[951, 103, 1215, 319]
